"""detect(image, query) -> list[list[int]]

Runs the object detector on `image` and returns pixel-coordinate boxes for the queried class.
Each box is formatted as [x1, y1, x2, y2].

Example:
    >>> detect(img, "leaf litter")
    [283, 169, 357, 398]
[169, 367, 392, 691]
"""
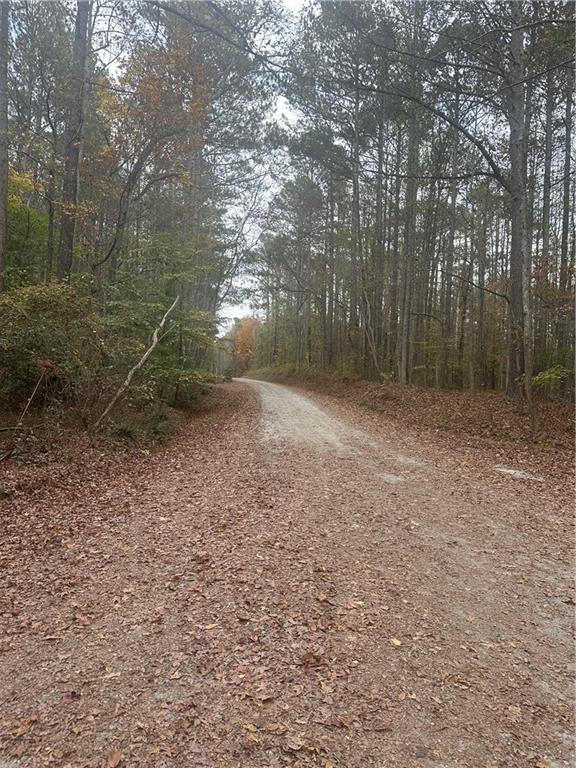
[0, 382, 573, 767]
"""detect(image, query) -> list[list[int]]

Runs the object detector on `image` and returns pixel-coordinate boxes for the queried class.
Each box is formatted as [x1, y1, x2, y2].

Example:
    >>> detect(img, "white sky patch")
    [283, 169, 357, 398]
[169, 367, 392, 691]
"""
[274, 94, 300, 127]
[282, 0, 307, 13]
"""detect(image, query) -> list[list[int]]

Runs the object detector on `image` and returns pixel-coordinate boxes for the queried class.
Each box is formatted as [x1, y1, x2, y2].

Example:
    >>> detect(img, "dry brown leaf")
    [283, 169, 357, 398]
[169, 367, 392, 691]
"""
[264, 721, 288, 734]
[14, 712, 39, 737]
[285, 734, 306, 751]
[106, 749, 123, 768]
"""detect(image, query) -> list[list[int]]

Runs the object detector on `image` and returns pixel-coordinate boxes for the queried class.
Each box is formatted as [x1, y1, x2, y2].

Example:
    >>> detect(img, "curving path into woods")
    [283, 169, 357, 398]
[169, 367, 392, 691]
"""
[0, 381, 573, 767]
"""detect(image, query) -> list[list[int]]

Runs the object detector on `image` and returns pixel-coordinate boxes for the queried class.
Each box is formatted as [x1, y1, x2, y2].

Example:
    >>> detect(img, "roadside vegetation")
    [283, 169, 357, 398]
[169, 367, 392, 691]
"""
[0, 1, 574, 453]
[0, 1, 277, 453]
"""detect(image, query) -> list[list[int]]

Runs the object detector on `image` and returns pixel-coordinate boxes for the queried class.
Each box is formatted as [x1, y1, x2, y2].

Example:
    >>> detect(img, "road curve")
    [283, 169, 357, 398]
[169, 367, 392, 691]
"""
[239, 377, 423, 482]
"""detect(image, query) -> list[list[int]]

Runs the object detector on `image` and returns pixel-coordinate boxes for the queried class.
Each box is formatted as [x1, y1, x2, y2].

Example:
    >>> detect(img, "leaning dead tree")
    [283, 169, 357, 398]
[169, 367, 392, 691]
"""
[94, 295, 180, 430]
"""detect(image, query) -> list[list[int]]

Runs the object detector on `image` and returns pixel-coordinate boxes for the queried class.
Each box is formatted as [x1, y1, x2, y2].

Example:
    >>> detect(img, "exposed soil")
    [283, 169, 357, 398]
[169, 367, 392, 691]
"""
[0, 381, 573, 768]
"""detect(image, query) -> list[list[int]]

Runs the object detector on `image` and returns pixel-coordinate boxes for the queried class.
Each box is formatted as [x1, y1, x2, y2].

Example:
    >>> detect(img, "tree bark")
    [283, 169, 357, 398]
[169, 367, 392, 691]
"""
[534, 69, 554, 368]
[397, 2, 422, 385]
[350, 64, 361, 336]
[441, 82, 460, 388]
[559, 65, 573, 295]
[0, 2, 9, 292]
[505, 4, 527, 401]
[57, 0, 91, 281]
[398, 123, 419, 385]
[386, 129, 402, 373]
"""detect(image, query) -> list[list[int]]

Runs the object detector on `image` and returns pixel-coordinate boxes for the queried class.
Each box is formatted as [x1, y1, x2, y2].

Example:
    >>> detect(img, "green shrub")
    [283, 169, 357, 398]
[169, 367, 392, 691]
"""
[0, 285, 210, 432]
[145, 402, 175, 442]
[6, 191, 49, 288]
[0, 284, 106, 407]
[142, 363, 207, 407]
[110, 421, 138, 441]
[533, 365, 571, 394]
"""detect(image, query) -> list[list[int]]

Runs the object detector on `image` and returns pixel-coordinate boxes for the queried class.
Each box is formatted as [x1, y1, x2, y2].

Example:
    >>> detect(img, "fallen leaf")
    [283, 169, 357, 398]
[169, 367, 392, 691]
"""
[264, 721, 288, 734]
[285, 734, 306, 752]
[389, 637, 402, 646]
[106, 749, 123, 768]
[14, 712, 39, 737]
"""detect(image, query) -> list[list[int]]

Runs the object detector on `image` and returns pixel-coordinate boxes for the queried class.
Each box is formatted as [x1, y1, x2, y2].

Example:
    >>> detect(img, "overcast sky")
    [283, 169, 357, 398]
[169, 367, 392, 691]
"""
[217, 0, 307, 331]
[283, 0, 306, 11]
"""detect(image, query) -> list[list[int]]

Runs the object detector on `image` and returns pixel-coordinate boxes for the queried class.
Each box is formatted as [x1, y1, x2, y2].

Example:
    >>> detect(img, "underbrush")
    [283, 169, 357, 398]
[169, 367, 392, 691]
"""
[247, 363, 362, 385]
[109, 403, 176, 445]
[0, 284, 214, 454]
[0, 400, 176, 465]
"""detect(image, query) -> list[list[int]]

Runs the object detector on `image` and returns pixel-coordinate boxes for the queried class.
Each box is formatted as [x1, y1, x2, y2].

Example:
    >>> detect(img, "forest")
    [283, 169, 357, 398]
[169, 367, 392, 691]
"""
[0, 0, 574, 437]
[1, 3, 575, 767]
[251, 1, 575, 403]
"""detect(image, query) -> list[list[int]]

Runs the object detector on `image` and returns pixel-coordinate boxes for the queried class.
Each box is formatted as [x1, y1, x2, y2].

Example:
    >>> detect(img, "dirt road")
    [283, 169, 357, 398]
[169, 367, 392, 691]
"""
[1, 381, 573, 767]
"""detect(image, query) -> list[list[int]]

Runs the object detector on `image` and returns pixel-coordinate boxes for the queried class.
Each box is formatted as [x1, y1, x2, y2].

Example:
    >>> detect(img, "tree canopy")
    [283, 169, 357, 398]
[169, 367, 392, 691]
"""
[0, 0, 573, 422]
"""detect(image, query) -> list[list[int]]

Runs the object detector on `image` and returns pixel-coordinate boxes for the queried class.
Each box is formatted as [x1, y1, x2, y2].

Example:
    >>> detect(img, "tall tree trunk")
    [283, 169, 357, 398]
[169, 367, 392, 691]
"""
[371, 96, 386, 373]
[350, 65, 361, 338]
[397, 3, 422, 385]
[456, 236, 472, 390]
[44, 168, 56, 282]
[505, 5, 527, 402]
[398, 124, 418, 385]
[325, 175, 335, 367]
[522, 32, 536, 430]
[555, 64, 573, 371]
[386, 129, 402, 373]
[535, 69, 554, 369]
[559, 65, 573, 295]
[57, 0, 91, 281]
[0, 2, 9, 292]
[476, 192, 488, 388]
[540, 71, 554, 279]
[441, 84, 460, 388]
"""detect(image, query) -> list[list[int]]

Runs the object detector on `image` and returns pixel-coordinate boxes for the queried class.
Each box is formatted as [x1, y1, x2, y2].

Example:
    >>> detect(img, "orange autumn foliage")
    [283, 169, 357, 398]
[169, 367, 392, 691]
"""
[232, 317, 261, 374]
